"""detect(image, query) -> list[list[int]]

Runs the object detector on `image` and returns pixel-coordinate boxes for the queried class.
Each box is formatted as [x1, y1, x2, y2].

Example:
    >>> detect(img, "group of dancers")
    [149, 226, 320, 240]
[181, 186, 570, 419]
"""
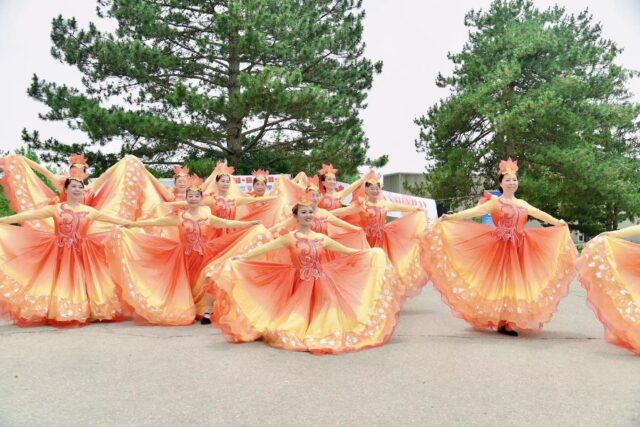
[0, 154, 638, 356]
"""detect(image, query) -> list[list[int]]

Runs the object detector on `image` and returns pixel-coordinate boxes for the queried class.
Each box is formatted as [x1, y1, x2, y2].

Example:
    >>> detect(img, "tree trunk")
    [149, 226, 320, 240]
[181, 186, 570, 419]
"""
[226, 20, 243, 167]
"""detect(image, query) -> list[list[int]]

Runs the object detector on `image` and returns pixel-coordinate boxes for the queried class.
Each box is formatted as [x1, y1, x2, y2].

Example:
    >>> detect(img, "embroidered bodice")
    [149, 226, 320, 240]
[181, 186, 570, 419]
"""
[318, 194, 342, 210]
[210, 196, 236, 220]
[179, 213, 209, 256]
[490, 199, 529, 246]
[361, 203, 386, 246]
[291, 233, 325, 281]
[54, 204, 90, 248]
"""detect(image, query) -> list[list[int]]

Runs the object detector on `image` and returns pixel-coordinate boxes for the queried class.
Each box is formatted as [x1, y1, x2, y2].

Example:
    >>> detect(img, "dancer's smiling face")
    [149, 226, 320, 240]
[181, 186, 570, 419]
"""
[295, 205, 315, 226]
[307, 189, 321, 207]
[365, 182, 381, 198]
[500, 173, 519, 195]
[253, 179, 266, 196]
[216, 175, 231, 193]
[186, 189, 203, 206]
[64, 179, 85, 202]
[174, 175, 188, 192]
[322, 175, 336, 191]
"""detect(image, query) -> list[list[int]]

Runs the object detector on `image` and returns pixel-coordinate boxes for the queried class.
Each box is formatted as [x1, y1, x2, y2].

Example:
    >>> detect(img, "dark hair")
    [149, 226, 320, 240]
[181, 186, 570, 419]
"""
[292, 203, 313, 216]
[216, 174, 230, 182]
[186, 188, 203, 197]
[64, 178, 85, 190]
[365, 182, 380, 188]
[319, 173, 327, 191]
[174, 175, 186, 183]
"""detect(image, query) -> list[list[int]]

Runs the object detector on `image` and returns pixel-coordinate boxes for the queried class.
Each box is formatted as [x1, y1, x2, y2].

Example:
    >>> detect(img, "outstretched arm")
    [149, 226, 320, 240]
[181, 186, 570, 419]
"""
[0, 205, 56, 224]
[209, 215, 258, 229]
[326, 212, 361, 231]
[127, 215, 179, 228]
[383, 201, 422, 213]
[238, 235, 289, 260]
[335, 176, 365, 199]
[607, 225, 640, 239]
[330, 204, 360, 218]
[89, 209, 130, 225]
[235, 195, 278, 206]
[523, 202, 565, 226]
[323, 235, 361, 255]
[442, 198, 495, 221]
[269, 216, 295, 233]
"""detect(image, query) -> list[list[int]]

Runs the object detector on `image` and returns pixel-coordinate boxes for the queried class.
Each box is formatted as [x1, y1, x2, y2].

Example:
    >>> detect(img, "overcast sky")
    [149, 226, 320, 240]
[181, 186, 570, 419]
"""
[1, 0, 639, 174]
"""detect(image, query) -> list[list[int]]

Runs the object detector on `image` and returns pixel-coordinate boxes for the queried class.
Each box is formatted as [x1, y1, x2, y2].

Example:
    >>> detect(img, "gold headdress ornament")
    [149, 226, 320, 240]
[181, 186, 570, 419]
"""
[297, 191, 314, 207]
[67, 166, 89, 182]
[68, 154, 89, 169]
[173, 166, 190, 177]
[215, 160, 235, 176]
[318, 163, 338, 178]
[499, 157, 519, 176]
[364, 170, 382, 187]
[251, 169, 269, 182]
[187, 174, 204, 192]
[304, 176, 320, 192]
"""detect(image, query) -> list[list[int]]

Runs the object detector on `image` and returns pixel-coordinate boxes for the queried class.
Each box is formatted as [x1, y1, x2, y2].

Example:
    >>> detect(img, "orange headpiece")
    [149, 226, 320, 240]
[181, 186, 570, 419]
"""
[67, 167, 89, 182]
[304, 176, 320, 192]
[215, 160, 235, 176]
[187, 174, 204, 192]
[364, 170, 382, 187]
[252, 169, 269, 183]
[297, 192, 314, 207]
[318, 163, 338, 178]
[499, 157, 519, 176]
[174, 166, 190, 177]
[68, 154, 89, 169]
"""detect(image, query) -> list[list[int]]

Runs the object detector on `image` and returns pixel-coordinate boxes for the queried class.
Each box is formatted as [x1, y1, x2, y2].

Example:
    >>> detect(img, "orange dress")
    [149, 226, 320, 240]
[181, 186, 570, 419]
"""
[105, 208, 269, 325]
[427, 195, 577, 331]
[578, 229, 640, 355]
[204, 231, 401, 354]
[0, 204, 126, 326]
[0, 154, 174, 232]
[334, 200, 430, 298]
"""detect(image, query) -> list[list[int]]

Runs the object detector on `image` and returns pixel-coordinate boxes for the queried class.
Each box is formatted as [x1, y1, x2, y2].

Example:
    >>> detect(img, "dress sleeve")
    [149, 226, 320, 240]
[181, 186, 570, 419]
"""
[445, 198, 495, 221]
[521, 201, 563, 226]
[0, 205, 56, 224]
[23, 157, 60, 186]
[335, 176, 365, 200]
[383, 201, 421, 212]
[129, 215, 179, 228]
[239, 235, 289, 260]
[208, 215, 253, 229]
[608, 225, 640, 239]
[326, 212, 361, 231]
[269, 216, 295, 233]
[89, 208, 130, 225]
[323, 235, 361, 254]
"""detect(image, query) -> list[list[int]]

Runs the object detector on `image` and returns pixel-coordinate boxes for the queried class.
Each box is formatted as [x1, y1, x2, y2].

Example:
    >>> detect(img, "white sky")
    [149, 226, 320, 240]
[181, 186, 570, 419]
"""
[0, 0, 639, 174]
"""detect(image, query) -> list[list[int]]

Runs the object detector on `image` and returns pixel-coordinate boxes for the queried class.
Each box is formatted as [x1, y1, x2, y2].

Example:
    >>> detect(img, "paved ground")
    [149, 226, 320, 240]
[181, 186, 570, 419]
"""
[1, 282, 638, 427]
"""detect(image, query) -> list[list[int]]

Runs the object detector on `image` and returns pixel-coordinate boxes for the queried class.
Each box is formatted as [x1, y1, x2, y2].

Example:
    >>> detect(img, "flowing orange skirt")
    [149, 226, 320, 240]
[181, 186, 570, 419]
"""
[206, 248, 401, 354]
[105, 225, 270, 325]
[0, 224, 123, 326]
[578, 236, 640, 355]
[427, 221, 577, 331]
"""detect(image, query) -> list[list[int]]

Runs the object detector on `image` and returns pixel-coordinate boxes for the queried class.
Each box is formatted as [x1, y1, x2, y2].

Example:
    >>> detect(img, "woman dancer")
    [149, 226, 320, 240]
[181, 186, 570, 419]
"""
[202, 195, 402, 354]
[316, 164, 366, 210]
[430, 158, 577, 336]
[0, 170, 129, 326]
[332, 173, 429, 298]
[106, 176, 265, 326]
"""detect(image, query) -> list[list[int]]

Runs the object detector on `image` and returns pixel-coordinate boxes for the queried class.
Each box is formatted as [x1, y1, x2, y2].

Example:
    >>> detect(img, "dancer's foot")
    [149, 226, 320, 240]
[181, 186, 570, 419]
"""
[200, 313, 212, 325]
[497, 325, 518, 337]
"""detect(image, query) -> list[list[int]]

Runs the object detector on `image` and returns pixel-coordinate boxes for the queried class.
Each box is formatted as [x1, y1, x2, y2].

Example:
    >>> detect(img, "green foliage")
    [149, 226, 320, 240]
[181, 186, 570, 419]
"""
[0, 187, 14, 218]
[412, 0, 640, 234]
[22, 0, 386, 176]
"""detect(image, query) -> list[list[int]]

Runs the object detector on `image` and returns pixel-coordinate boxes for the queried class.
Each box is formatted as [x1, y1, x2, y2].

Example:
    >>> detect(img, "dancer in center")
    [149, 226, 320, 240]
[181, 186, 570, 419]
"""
[428, 158, 577, 336]
[105, 176, 267, 326]
[203, 194, 402, 354]
[317, 163, 366, 210]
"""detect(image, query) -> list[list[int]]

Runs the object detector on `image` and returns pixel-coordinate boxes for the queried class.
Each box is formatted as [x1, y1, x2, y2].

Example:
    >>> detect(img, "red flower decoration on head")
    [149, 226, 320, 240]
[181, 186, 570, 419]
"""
[215, 160, 235, 176]
[187, 174, 204, 191]
[252, 169, 269, 183]
[174, 166, 190, 177]
[318, 163, 338, 178]
[69, 154, 89, 168]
